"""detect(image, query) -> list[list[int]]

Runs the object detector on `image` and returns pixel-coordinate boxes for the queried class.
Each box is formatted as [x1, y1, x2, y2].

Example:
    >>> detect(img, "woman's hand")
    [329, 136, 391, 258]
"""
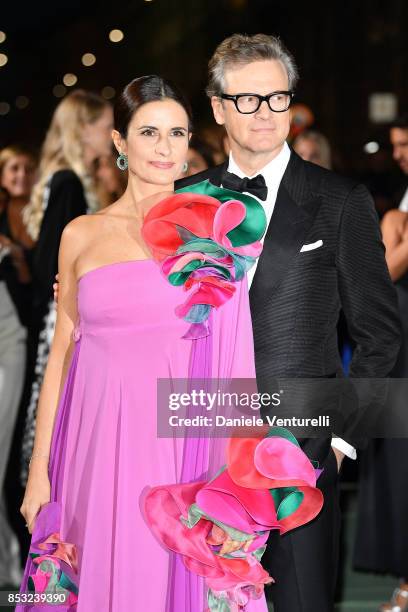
[20, 467, 51, 534]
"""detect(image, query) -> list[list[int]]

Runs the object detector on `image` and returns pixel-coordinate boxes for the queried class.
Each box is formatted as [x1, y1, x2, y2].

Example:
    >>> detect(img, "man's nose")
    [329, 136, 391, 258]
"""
[254, 99, 274, 119]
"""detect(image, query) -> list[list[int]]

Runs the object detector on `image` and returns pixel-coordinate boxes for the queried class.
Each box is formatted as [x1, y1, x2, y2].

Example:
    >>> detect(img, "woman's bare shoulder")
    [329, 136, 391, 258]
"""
[64, 213, 106, 235]
[62, 213, 106, 240]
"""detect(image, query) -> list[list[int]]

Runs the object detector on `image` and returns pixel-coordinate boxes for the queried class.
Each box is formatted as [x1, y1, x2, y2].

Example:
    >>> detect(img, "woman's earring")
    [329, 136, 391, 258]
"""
[116, 153, 128, 171]
[182, 161, 188, 173]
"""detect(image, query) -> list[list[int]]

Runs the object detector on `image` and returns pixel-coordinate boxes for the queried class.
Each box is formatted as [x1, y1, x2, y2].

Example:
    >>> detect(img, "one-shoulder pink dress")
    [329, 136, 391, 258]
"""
[17, 258, 267, 611]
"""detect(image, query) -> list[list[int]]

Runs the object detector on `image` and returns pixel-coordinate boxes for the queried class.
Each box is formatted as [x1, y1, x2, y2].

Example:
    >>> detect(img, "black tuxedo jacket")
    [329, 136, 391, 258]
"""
[176, 151, 401, 451]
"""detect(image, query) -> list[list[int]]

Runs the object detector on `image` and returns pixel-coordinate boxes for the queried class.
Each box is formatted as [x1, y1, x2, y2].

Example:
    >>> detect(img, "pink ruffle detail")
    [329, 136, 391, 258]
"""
[213, 200, 264, 258]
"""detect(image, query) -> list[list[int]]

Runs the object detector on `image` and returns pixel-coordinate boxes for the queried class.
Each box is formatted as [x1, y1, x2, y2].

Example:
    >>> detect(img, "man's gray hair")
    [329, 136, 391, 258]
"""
[206, 33, 299, 98]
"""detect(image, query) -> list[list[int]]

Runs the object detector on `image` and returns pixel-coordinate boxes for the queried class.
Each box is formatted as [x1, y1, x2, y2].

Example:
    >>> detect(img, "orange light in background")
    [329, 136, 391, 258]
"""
[0, 53, 8, 67]
[0, 31, 6, 44]
[109, 29, 124, 43]
[63, 73, 78, 87]
[82, 53, 96, 67]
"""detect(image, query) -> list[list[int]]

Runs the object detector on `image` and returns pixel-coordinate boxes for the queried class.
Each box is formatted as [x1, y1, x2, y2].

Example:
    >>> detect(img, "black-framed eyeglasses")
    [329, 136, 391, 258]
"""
[220, 91, 295, 114]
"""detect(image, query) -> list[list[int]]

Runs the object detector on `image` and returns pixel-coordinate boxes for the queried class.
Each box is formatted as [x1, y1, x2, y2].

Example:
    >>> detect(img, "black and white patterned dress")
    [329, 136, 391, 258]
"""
[20, 169, 96, 485]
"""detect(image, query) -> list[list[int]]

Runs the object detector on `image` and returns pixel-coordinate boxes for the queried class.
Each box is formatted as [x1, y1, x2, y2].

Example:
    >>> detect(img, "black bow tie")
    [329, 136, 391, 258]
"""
[221, 170, 268, 201]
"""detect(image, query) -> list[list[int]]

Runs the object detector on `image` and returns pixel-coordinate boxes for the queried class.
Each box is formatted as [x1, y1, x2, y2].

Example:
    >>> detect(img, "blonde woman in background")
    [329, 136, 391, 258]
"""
[0, 147, 37, 588]
[93, 153, 127, 209]
[0, 146, 36, 324]
[20, 90, 113, 487]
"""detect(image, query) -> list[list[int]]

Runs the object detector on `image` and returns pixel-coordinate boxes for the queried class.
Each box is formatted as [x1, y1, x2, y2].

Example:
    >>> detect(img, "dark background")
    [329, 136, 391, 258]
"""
[1, 0, 407, 183]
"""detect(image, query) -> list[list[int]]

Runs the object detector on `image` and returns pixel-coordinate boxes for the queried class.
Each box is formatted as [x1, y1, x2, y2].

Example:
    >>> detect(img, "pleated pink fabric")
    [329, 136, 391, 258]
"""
[17, 258, 266, 611]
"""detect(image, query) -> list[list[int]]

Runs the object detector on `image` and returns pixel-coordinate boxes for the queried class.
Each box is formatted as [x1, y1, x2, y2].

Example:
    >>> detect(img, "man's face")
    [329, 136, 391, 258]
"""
[211, 60, 291, 159]
[390, 127, 408, 175]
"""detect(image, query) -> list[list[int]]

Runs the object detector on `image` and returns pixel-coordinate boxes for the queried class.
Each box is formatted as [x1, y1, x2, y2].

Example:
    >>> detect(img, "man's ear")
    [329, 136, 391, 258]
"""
[211, 96, 225, 126]
[112, 130, 127, 155]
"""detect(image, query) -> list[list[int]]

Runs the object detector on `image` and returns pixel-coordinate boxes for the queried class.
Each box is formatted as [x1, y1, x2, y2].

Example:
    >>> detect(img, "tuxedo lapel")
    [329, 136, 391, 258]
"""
[205, 162, 227, 187]
[250, 153, 322, 299]
[175, 162, 228, 190]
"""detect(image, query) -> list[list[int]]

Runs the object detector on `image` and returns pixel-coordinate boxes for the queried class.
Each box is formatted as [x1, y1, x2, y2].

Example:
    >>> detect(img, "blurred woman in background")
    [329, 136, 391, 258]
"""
[94, 153, 127, 209]
[180, 134, 216, 178]
[0, 146, 37, 587]
[293, 129, 332, 170]
[20, 90, 113, 487]
[0, 146, 36, 325]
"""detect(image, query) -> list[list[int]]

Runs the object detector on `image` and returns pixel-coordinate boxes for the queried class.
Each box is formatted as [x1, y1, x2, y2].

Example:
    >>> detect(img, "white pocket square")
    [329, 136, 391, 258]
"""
[300, 239, 323, 252]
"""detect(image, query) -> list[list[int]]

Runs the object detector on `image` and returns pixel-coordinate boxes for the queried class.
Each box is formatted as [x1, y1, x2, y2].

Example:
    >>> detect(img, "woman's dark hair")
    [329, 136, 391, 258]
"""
[114, 75, 193, 137]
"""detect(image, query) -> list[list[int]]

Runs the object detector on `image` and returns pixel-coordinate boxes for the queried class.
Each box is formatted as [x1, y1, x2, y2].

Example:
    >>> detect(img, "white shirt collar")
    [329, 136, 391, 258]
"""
[227, 141, 291, 192]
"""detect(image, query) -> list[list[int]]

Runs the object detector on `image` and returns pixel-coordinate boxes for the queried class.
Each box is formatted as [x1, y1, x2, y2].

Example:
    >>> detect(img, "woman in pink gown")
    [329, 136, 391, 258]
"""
[17, 76, 322, 612]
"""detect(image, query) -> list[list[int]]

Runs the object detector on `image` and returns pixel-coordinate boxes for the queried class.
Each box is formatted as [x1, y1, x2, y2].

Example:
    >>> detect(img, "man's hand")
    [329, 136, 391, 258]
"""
[332, 447, 345, 472]
[53, 273, 59, 303]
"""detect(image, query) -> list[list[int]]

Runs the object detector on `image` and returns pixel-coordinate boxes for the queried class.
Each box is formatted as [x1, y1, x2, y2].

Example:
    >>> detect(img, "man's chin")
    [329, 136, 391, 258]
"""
[246, 141, 284, 155]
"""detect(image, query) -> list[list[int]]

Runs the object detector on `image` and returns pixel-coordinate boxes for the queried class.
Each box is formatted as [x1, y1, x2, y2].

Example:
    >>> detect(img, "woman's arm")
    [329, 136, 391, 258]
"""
[20, 218, 84, 532]
[381, 209, 408, 282]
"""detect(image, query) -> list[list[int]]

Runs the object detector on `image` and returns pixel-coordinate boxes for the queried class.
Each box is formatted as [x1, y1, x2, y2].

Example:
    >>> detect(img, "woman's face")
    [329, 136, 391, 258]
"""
[1, 154, 36, 199]
[83, 106, 114, 158]
[119, 99, 190, 187]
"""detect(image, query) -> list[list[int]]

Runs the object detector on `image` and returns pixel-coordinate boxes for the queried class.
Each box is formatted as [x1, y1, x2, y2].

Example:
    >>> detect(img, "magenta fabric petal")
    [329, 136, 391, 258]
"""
[30, 502, 61, 551]
[144, 482, 272, 596]
[213, 200, 247, 248]
[181, 320, 211, 339]
[196, 470, 279, 535]
[229, 241, 264, 257]
[144, 483, 228, 573]
[254, 438, 317, 488]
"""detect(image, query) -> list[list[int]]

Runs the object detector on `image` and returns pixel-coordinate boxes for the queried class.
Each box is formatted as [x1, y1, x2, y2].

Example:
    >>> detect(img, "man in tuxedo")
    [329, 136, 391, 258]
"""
[176, 33, 401, 611]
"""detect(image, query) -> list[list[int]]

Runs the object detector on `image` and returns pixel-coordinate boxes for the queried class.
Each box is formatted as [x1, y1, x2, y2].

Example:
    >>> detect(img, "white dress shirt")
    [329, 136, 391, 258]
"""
[224, 142, 357, 460]
[398, 187, 408, 212]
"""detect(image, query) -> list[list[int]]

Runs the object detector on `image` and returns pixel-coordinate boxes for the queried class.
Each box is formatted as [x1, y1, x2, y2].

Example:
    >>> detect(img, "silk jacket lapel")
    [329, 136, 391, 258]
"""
[249, 152, 322, 302]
